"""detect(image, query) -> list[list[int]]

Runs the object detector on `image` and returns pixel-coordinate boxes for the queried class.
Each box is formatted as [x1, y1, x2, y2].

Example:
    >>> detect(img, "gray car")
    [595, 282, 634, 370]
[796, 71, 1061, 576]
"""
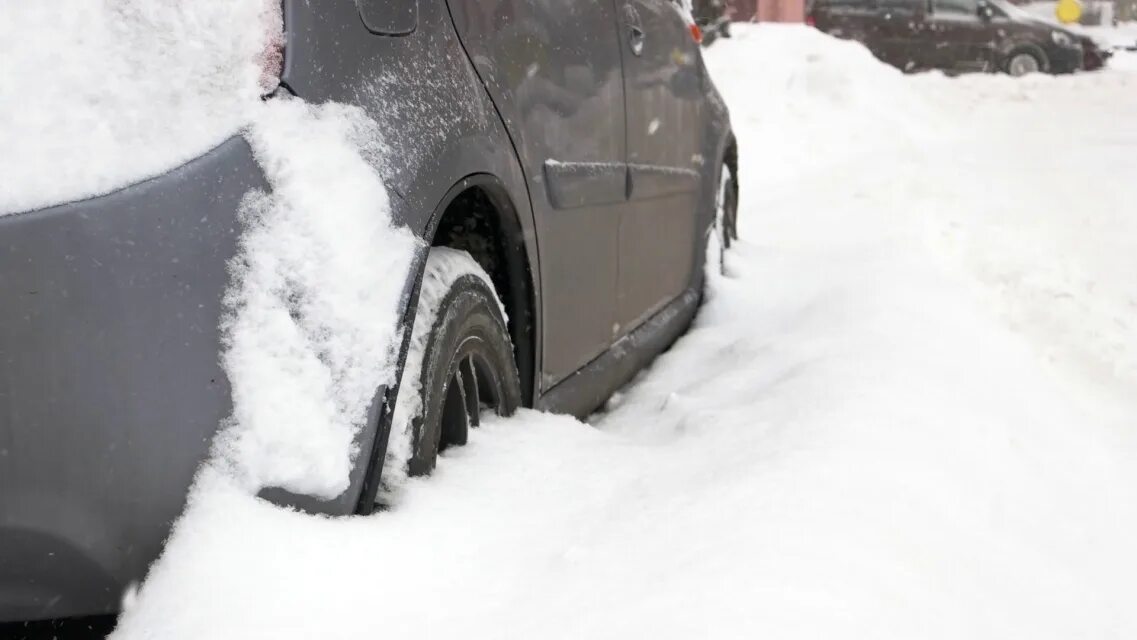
[0, 0, 736, 624]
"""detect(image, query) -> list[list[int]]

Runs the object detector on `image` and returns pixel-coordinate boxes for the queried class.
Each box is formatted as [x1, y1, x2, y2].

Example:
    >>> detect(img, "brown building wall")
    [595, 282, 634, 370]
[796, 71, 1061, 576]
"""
[727, 0, 805, 22]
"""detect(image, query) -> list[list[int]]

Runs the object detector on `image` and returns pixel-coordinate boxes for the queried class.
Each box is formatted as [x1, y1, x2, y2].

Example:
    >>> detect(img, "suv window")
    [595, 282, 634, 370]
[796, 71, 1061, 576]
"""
[878, 0, 921, 12]
[815, 0, 875, 9]
[815, 0, 921, 11]
[932, 0, 979, 16]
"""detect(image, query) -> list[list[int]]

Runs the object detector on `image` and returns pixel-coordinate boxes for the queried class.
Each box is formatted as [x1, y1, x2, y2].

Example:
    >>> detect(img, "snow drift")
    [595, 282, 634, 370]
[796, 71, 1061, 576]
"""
[111, 24, 1137, 640]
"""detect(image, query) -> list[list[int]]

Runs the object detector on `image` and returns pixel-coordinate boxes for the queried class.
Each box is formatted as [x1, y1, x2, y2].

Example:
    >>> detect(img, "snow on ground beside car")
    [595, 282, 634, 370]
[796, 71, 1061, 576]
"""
[112, 25, 1137, 639]
[906, 68, 1137, 407]
[0, 0, 278, 216]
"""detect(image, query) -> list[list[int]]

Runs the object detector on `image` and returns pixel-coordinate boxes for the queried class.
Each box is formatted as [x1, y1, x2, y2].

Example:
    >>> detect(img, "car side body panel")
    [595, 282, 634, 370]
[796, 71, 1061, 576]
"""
[0, 137, 266, 621]
[445, 0, 631, 391]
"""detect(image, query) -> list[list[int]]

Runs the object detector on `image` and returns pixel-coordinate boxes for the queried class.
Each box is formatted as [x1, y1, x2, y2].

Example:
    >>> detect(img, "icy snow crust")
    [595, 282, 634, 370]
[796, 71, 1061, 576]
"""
[0, 0, 273, 216]
[113, 25, 1137, 639]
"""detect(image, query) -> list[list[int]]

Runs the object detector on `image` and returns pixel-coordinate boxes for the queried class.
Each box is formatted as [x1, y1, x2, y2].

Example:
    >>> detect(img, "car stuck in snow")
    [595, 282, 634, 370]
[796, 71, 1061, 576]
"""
[0, 0, 735, 624]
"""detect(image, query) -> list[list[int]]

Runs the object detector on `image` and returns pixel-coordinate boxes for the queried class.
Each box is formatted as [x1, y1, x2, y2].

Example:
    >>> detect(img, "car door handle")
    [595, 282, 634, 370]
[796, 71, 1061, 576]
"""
[625, 4, 645, 56]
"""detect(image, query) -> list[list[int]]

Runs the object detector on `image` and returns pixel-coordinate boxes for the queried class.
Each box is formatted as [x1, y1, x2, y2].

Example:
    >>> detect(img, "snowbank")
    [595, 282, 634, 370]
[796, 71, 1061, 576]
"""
[0, 0, 278, 216]
[113, 24, 1137, 640]
[705, 25, 941, 185]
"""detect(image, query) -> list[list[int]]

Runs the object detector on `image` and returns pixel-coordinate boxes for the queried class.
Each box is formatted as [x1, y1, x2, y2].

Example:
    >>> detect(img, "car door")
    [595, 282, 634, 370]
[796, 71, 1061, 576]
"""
[874, 0, 926, 71]
[615, 0, 704, 334]
[813, 0, 885, 53]
[926, 0, 997, 71]
[445, 0, 628, 390]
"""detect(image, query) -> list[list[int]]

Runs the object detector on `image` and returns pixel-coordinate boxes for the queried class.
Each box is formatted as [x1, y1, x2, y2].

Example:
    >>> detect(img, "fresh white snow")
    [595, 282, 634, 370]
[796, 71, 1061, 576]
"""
[112, 25, 1137, 640]
[218, 98, 419, 499]
[0, 0, 278, 215]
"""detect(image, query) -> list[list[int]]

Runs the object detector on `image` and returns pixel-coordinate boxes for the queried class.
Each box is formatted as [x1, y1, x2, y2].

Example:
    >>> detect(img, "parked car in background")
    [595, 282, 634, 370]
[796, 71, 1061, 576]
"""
[694, 0, 735, 45]
[0, 0, 736, 625]
[807, 0, 1104, 75]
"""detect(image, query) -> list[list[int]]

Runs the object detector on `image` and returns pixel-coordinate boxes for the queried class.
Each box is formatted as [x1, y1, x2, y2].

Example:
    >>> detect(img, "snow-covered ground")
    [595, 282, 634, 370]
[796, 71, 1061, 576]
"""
[112, 25, 1137, 639]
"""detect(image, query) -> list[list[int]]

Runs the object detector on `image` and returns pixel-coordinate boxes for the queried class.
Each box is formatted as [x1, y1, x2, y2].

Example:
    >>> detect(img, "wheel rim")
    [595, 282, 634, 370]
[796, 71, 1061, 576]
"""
[1009, 54, 1039, 76]
[437, 337, 504, 453]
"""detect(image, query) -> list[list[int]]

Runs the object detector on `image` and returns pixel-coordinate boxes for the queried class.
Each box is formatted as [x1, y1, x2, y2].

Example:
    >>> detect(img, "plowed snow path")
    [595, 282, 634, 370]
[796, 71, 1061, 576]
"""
[113, 25, 1137, 640]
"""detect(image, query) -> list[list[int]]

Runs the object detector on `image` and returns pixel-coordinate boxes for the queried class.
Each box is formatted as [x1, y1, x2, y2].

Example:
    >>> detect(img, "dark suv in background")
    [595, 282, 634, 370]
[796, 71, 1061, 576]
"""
[808, 0, 1107, 75]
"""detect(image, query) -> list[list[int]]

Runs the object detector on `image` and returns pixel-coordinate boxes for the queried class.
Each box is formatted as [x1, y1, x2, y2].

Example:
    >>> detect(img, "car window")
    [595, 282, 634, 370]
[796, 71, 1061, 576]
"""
[932, 0, 979, 17]
[878, 0, 921, 13]
[817, 0, 876, 9]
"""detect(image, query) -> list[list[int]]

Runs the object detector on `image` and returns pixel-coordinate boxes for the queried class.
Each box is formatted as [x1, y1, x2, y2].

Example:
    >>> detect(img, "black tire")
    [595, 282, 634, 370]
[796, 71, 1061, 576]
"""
[717, 161, 739, 249]
[406, 263, 521, 477]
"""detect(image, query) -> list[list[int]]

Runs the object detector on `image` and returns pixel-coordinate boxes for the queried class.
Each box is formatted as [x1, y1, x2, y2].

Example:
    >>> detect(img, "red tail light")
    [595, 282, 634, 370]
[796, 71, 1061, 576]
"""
[689, 22, 703, 44]
[805, 14, 816, 27]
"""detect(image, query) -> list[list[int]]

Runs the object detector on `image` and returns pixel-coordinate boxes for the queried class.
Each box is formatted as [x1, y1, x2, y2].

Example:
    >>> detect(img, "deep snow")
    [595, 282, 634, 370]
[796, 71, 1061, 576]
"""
[112, 25, 1137, 639]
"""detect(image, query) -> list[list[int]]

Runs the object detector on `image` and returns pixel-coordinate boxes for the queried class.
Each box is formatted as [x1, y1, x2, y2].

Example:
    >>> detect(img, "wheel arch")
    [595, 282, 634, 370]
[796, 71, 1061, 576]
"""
[422, 174, 539, 409]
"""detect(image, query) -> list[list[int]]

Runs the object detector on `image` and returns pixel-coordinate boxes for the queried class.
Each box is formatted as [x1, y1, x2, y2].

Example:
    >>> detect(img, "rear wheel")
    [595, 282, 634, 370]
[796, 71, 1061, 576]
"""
[405, 248, 521, 477]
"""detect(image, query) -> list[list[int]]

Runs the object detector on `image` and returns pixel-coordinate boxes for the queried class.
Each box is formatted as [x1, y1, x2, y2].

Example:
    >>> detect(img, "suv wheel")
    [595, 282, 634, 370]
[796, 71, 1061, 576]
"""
[404, 248, 521, 477]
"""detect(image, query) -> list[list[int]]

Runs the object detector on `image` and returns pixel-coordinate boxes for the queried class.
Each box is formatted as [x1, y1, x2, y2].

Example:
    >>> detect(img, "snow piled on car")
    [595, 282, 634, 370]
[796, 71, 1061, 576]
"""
[2, 1, 419, 498]
[219, 98, 418, 499]
[113, 24, 1137, 640]
[0, 0, 276, 215]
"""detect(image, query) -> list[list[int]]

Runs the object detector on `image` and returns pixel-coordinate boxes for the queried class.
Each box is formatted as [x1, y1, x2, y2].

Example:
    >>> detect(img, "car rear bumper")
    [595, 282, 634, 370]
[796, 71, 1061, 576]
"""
[0, 136, 266, 622]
